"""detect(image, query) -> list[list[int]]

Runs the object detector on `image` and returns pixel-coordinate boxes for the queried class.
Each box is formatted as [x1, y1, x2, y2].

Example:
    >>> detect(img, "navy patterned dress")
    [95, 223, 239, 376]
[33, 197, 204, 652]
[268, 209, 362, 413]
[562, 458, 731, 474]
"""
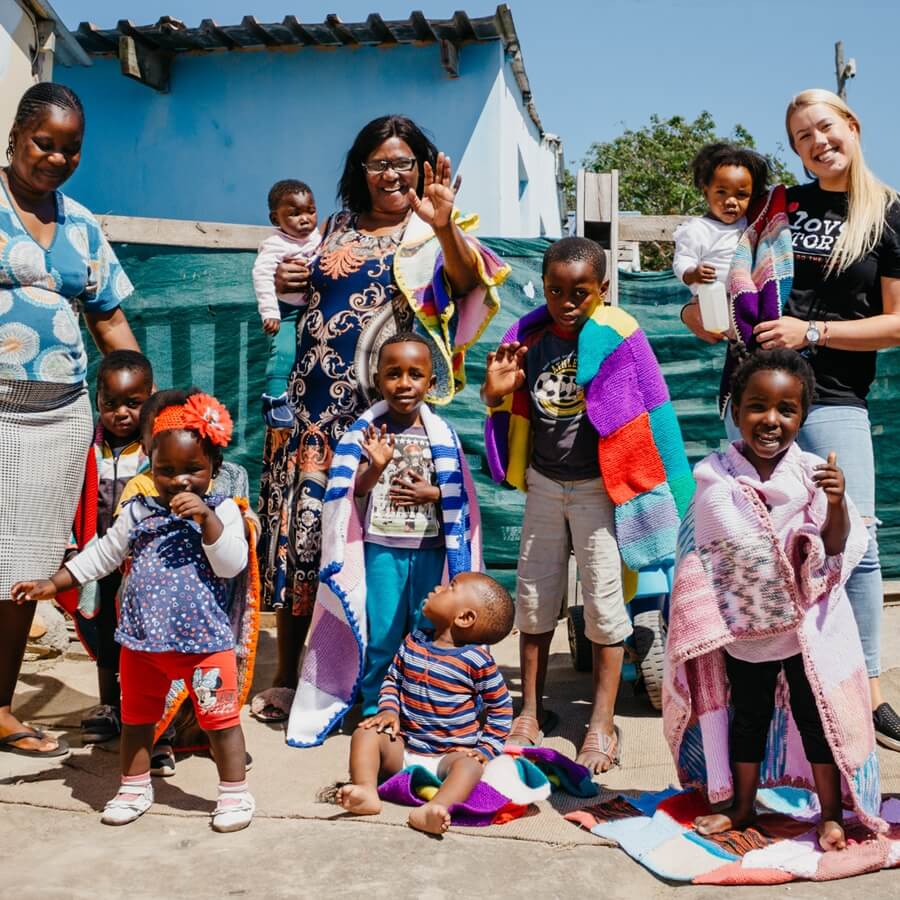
[258, 213, 414, 614]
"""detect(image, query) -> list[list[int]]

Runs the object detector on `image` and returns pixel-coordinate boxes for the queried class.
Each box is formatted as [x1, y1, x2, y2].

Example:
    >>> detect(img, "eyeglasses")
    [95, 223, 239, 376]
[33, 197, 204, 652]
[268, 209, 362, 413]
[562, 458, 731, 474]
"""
[361, 157, 417, 174]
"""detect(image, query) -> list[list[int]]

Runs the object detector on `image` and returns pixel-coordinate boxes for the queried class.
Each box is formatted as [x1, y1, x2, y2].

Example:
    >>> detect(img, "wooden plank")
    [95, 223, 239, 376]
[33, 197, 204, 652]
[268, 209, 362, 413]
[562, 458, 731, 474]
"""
[99, 214, 268, 249]
[619, 215, 689, 242]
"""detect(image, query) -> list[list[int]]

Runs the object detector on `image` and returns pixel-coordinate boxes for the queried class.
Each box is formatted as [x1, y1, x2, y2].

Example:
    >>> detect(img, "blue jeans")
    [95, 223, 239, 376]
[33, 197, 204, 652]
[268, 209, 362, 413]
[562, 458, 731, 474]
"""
[359, 543, 445, 714]
[725, 404, 882, 677]
[264, 302, 303, 397]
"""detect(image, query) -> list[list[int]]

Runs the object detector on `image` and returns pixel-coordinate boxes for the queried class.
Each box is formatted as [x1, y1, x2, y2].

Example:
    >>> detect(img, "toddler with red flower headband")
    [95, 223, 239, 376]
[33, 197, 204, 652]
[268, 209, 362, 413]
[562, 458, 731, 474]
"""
[11, 393, 254, 833]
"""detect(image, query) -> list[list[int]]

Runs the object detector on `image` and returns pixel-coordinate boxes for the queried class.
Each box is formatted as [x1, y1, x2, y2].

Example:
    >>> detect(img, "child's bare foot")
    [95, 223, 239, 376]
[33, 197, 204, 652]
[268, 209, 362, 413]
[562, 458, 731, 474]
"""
[336, 783, 381, 816]
[694, 809, 755, 835]
[817, 819, 846, 852]
[408, 802, 451, 835]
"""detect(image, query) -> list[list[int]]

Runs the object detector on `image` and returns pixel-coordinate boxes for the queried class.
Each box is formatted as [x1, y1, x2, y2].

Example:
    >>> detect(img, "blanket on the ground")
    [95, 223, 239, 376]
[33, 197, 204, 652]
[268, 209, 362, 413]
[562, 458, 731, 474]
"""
[663, 444, 883, 832]
[567, 787, 900, 884]
[379, 746, 598, 827]
[287, 400, 482, 747]
[483, 303, 693, 569]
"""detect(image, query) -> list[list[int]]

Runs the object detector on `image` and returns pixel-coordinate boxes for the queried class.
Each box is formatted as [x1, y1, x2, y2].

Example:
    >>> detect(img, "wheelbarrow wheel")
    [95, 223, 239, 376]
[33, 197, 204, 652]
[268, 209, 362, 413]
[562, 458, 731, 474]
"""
[567, 606, 592, 673]
[633, 610, 665, 711]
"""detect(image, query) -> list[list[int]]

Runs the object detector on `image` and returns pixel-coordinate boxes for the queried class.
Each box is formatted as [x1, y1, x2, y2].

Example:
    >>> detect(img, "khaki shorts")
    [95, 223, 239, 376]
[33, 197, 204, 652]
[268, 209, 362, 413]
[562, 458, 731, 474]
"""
[516, 467, 630, 645]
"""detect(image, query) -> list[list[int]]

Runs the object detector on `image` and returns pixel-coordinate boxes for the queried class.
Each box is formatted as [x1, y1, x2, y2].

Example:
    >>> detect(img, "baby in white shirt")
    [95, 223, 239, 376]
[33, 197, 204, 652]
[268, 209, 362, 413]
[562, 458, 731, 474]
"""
[252, 179, 322, 427]
[673, 144, 769, 338]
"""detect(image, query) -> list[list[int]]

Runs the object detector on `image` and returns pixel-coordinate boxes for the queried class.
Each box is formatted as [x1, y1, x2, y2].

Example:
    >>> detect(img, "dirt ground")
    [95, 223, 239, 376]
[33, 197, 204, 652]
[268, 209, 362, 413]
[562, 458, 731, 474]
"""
[3, 606, 900, 899]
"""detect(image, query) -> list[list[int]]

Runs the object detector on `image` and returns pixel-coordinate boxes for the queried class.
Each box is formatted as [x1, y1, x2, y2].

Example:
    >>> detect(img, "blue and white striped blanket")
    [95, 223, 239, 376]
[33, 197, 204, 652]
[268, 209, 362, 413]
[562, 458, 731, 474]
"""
[286, 400, 483, 747]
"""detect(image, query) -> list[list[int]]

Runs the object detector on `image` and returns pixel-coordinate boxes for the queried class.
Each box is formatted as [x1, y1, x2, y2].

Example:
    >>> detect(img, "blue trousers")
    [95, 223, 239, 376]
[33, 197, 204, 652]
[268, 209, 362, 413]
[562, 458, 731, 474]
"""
[725, 403, 882, 676]
[359, 543, 445, 714]
[264, 302, 303, 397]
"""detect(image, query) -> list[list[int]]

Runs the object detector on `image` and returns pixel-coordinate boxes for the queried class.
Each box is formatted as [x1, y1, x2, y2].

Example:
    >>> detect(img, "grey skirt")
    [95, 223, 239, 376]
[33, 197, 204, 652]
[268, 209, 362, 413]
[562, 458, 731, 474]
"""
[0, 380, 93, 600]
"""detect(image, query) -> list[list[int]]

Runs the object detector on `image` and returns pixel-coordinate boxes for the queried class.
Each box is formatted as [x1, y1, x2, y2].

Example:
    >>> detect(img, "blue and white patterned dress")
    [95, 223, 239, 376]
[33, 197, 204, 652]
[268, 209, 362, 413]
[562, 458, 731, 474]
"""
[0, 178, 132, 383]
[0, 177, 133, 598]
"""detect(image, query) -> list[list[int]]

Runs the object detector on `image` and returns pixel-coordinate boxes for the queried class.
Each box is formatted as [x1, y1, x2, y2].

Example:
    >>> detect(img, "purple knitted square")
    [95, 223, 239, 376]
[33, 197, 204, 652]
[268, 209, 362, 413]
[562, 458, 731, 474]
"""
[586, 333, 667, 437]
[300, 606, 360, 699]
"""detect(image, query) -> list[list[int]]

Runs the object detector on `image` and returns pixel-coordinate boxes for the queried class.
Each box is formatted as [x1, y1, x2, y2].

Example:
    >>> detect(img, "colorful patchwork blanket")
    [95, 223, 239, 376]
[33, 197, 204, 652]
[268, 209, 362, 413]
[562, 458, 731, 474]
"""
[664, 445, 884, 832]
[719, 185, 794, 414]
[394, 210, 510, 405]
[483, 303, 693, 570]
[567, 787, 900, 884]
[287, 401, 482, 747]
[379, 746, 598, 827]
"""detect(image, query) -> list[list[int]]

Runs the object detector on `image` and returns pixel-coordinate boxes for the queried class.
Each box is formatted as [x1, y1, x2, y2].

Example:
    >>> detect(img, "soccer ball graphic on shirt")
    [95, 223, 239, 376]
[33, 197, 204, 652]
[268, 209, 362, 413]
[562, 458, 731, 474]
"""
[534, 362, 584, 418]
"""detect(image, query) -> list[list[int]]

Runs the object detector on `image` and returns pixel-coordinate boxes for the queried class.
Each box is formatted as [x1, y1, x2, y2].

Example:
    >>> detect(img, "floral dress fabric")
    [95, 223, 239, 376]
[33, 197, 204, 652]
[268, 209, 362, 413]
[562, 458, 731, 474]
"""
[0, 179, 133, 383]
[258, 212, 415, 614]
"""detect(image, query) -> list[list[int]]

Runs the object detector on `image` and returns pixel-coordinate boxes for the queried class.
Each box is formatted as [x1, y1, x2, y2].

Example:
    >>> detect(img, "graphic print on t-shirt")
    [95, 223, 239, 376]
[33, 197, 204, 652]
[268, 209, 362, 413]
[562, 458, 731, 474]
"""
[788, 200, 845, 262]
[367, 431, 440, 542]
[533, 353, 585, 418]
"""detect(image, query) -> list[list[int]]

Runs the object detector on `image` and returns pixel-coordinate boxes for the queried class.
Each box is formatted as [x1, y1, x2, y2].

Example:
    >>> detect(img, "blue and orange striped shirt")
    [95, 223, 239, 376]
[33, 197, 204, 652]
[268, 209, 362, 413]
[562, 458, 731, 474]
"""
[378, 630, 512, 759]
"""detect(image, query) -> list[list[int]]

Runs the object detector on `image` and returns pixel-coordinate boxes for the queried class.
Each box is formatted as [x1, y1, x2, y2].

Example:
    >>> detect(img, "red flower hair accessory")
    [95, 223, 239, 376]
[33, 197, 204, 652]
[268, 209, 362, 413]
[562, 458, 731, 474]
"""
[152, 393, 234, 447]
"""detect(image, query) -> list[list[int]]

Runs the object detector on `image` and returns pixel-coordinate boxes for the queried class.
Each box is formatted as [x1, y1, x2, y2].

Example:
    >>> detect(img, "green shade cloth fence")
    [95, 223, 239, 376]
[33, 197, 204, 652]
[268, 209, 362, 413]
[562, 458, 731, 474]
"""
[84, 240, 900, 582]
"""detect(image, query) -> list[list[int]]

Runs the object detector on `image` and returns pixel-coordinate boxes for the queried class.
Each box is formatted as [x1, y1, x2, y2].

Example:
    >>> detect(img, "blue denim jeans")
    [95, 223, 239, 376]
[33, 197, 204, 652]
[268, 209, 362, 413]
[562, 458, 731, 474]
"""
[724, 403, 882, 676]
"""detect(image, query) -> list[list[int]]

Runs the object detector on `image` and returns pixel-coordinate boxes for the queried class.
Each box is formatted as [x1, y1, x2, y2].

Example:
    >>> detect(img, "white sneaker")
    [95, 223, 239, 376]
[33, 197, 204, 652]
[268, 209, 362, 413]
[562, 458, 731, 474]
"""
[211, 790, 255, 833]
[101, 781, 154, 826]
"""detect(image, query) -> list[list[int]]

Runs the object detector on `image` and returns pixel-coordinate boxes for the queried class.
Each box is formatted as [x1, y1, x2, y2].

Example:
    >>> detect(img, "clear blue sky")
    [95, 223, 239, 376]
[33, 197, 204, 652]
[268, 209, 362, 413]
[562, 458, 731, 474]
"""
[52, 0, 900, 187]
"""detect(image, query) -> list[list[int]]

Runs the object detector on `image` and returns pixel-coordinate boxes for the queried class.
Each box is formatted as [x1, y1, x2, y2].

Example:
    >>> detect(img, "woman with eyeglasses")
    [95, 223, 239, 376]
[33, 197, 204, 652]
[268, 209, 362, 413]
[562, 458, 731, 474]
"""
[252, 115, 508, 723]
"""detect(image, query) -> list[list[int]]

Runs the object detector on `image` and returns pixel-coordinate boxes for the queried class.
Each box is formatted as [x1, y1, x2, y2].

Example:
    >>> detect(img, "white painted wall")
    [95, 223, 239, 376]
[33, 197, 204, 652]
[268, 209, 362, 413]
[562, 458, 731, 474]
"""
[454, 44, 563, 238]
[0, 0, 42, 142]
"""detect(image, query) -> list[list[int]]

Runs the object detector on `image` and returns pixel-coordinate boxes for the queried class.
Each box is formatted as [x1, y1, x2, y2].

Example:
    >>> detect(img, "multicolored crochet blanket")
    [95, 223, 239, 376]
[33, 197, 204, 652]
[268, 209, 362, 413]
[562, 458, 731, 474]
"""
[287, 400, 482, 747]
[378, 746, 598, 827]
[567, 787, 900, 884]
[483, 303, 693, 570]
[720, 185, 794, 414]
[394, 210, 510, 405]
[663, 445, 884, 832]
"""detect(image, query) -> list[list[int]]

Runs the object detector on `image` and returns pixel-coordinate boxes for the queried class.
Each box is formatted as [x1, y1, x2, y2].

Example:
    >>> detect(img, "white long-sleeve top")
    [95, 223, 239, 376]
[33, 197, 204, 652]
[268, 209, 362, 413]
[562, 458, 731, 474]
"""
[672, 215, 746, 295]
[67, 496, 248, 654]
[252, 229, 322, 321]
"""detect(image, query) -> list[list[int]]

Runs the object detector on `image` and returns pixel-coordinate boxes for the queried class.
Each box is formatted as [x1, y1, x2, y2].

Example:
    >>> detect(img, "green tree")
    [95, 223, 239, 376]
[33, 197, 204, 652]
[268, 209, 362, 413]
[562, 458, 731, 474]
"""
[582, 112, 797, 270]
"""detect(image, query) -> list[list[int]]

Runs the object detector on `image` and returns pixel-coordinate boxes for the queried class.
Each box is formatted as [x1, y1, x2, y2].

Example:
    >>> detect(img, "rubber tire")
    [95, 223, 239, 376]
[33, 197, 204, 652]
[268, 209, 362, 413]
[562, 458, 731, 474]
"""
[567, 606, 593, 673]
[633, 610, 665, 711]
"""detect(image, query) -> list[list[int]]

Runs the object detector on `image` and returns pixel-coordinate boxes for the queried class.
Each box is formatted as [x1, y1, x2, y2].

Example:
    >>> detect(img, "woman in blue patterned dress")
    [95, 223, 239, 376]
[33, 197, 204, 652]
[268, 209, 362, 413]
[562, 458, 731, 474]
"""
[0, 84, 141, 758]
[253, 116, 507, 720]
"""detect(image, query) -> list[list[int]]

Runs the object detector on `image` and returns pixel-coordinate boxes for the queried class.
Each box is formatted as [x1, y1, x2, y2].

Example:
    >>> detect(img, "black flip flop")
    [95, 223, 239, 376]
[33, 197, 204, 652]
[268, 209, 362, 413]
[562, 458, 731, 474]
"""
[0, 729, 69, 758]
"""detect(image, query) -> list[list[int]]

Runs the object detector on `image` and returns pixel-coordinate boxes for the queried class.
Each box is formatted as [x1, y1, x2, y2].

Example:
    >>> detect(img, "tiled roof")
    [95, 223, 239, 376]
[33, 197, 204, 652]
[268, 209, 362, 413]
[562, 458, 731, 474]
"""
[71, 4, 543, 131]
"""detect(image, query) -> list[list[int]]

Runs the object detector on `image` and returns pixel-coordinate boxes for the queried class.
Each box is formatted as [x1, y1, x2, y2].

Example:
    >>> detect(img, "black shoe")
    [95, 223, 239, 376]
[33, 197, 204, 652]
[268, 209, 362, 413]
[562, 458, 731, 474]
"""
[150, 744, 176, 777]
[245, 751, 254, 773]
[81, 705, 121, 745]
[873, 702, 900, 751]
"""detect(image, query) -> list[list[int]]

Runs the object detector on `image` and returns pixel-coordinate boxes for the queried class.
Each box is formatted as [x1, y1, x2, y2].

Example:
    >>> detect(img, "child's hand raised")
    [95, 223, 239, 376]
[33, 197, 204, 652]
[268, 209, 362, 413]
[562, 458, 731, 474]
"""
[483, 342, 527, 407]
[359, 710, 401, 739]
[170, 492, 212, 524]
[814, 452, 846, 506]
[362, 424, 395, 471]
[263, 318, 281, 335]
[10, 579, 56, 604]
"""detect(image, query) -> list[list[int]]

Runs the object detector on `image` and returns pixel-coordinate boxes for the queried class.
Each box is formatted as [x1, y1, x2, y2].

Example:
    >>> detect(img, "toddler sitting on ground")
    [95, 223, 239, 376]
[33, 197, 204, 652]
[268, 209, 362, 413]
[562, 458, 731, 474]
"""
[337, 572, 514, 835]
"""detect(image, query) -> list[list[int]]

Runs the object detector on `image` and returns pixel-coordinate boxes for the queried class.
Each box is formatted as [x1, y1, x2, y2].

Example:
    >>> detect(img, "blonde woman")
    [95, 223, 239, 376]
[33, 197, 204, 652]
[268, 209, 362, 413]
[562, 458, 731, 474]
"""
[718, 89, 900, 751]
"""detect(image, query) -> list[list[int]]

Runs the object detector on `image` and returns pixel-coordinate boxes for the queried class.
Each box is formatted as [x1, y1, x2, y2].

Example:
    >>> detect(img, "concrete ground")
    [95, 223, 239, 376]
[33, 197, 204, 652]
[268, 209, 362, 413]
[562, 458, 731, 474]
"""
[3, 606, 900, 899]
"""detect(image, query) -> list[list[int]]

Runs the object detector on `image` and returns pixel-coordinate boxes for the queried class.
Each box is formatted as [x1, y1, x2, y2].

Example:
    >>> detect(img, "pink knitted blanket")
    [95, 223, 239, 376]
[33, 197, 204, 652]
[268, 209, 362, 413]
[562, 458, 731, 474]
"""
[663, 444, 884, 832]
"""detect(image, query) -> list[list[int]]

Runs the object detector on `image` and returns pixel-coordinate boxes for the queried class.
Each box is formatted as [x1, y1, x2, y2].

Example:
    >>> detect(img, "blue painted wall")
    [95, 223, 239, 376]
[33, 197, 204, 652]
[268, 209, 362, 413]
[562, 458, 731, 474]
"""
[59, 41, 501, 226]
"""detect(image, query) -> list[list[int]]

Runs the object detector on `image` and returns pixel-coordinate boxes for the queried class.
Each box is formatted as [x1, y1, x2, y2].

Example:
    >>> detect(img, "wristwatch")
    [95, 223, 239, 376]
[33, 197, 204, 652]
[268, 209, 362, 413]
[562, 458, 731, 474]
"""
[805, 321, 822, 346]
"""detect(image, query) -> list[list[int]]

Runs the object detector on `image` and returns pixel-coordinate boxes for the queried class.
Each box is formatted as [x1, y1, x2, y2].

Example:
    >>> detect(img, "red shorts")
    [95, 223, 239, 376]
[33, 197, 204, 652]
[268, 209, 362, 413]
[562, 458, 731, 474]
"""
[119, 648, 241, 731]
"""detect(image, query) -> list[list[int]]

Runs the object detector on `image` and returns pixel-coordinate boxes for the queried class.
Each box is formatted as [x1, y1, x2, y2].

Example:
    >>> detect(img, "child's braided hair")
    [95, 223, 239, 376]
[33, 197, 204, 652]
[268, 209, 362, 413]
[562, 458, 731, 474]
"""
[730, 349, 816, 419]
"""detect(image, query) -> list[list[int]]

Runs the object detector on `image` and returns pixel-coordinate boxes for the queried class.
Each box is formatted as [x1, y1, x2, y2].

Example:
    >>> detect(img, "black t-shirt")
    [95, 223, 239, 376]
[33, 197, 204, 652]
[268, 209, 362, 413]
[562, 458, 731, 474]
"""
[784, 181, 900, 406]
[526, 328, 600, 482]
